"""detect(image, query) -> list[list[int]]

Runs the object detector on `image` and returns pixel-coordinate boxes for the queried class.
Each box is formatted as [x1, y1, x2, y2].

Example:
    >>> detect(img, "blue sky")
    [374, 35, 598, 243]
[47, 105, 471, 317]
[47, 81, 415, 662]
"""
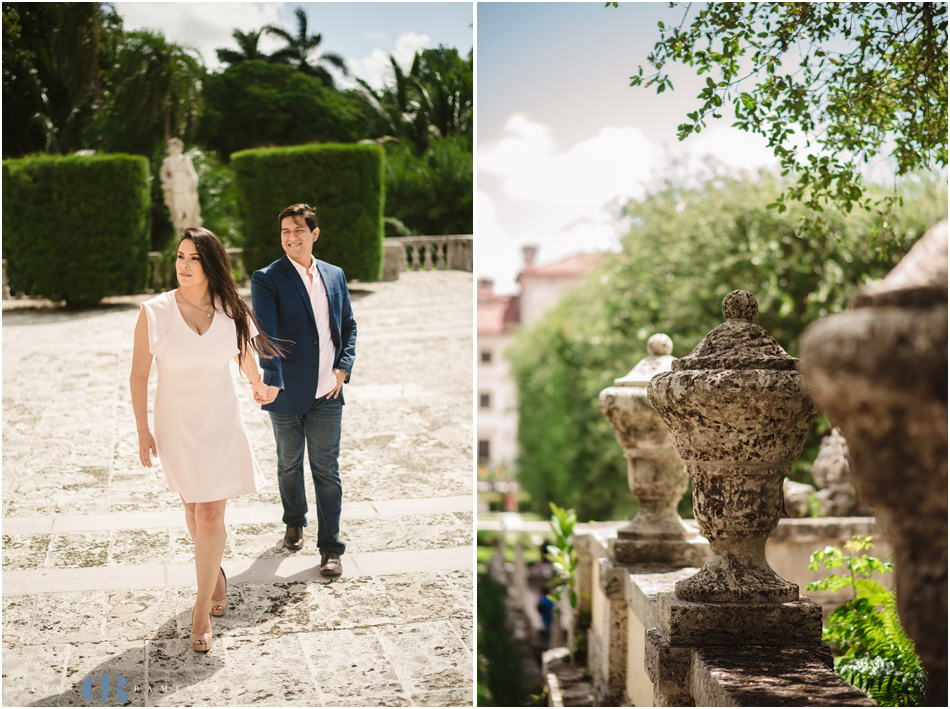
[114, 2, 473, 86]
[478, 2, 778, 293]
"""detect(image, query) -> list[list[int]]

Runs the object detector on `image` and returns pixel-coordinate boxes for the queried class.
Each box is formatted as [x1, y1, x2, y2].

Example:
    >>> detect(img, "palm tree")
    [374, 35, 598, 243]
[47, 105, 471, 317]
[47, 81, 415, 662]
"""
[356, 54, 422, 145]
[356, 47, 473, 154]
[105, 30, 204, 154]
[264, 7, 348, 87]
[215, 28, 267, 68]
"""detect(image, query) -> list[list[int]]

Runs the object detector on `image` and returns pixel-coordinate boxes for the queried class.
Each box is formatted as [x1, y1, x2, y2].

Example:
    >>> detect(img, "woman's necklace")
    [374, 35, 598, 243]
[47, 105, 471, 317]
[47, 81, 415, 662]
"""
[177, 290, 214, 318]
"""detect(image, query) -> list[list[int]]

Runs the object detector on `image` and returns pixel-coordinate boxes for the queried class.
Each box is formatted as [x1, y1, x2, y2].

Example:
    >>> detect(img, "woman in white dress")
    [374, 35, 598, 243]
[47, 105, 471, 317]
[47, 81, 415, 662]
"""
[130, 227, 280, 652]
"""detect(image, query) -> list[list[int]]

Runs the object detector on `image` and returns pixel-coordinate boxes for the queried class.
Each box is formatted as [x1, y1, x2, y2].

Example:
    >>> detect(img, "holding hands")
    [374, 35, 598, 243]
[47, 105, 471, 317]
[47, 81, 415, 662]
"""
[253, 380, 280, 405]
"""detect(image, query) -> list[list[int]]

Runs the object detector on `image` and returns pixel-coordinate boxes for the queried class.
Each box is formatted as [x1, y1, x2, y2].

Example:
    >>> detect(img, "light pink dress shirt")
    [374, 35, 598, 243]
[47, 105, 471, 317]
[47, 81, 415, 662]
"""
[289, 256, 338, 399]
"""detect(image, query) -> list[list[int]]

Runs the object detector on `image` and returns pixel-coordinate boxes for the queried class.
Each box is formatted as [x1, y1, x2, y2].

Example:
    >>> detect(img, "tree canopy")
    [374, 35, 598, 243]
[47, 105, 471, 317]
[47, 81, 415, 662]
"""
[508, 171, 947, 522]
[3, 3, 473, 241]
[102, 30, 204, 155]
[198, 60, 368, 158]
[621, 2, 948, 224]
[2, 2, 122, 156]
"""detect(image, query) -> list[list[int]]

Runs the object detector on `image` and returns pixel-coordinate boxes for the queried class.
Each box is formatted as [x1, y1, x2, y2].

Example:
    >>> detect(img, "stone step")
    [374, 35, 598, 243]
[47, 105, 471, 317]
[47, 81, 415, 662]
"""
[3, 495, 474, 595]
[2, 545, 474, 595]
[2, 494, 473, 534]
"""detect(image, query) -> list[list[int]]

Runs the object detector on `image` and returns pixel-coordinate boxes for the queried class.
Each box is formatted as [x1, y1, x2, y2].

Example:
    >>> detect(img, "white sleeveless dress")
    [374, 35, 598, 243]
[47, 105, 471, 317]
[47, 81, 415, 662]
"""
[141, 290, 266, 503]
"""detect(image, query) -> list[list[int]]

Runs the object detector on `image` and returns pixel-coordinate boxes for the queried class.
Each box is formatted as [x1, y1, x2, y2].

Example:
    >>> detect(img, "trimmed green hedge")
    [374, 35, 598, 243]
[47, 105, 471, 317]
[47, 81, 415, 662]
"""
[232, 143, 384, 281]
[2, 153, 151, 305]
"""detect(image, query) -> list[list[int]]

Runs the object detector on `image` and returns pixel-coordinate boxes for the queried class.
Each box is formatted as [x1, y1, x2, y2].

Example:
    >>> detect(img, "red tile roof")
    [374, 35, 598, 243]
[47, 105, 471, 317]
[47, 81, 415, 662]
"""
[477, 292, 520, 334]
[518, 252, 601, 280]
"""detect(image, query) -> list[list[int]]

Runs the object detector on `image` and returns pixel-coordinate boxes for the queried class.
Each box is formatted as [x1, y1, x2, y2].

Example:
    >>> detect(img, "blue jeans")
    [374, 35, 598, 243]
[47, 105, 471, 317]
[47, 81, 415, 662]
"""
[269, 396, 345, 555]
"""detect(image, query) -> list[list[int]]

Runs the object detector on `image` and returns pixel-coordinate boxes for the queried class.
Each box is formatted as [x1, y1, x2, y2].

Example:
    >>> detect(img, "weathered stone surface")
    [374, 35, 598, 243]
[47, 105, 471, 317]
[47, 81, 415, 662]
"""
[811, 428, 871, 516]
[623, 566, 698, 632]
[649, 291, 819, 604]
[600, 333, 705, 564]
[689, 645, 874, 706]
[609, 536, 708, 568]
[656, 591, 823, 646]
[782, 478, 817, 519]
[1, 272, 473, 707]
[645, 628, 694, 706]
[800, 218, 948, 707]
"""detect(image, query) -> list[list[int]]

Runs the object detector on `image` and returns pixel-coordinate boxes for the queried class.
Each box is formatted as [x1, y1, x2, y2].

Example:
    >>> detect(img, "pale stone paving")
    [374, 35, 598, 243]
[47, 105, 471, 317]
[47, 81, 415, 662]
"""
[2, 270, 474, 707]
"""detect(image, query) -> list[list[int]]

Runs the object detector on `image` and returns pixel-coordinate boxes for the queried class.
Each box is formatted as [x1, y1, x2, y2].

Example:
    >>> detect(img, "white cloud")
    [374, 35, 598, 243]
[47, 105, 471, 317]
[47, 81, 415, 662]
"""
[479, 113, 655, 208]
[346, 31, 431, 89]
[476, 191, 522, 293]
[114, 2, 286, 71]
[675, 125, 779, 173]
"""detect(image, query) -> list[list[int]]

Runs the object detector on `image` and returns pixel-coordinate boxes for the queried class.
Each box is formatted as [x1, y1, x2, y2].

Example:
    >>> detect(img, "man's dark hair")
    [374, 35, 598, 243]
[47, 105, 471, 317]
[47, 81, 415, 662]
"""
[277, 203, 318, 232]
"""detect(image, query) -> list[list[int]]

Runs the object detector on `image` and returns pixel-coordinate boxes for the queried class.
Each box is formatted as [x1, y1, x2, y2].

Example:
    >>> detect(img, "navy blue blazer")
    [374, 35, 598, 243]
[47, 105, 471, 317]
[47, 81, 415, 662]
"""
[251, 255, 357, 415]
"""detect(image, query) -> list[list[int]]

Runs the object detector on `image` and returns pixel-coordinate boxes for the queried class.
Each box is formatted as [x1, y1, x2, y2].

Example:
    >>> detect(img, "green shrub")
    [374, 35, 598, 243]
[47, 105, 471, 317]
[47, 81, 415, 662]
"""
[2, 153, 151, 305]
[808, 536, 926, 706]
[232, 143, 384, 282]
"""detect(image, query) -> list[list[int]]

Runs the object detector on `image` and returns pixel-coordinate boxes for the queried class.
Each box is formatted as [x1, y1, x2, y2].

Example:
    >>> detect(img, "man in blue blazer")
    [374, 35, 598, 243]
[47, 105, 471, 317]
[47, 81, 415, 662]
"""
[251, 203, 357, 576]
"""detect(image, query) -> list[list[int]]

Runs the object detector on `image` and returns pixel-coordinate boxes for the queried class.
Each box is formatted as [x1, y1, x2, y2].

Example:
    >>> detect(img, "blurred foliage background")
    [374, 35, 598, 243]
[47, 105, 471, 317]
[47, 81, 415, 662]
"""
[2, 2, 473, 252]
[508, 171, 948, 523]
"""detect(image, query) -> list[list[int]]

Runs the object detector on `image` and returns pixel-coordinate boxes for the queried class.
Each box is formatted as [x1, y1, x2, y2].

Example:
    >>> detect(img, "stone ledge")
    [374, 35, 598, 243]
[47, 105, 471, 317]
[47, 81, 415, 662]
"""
[657, 592, 824, 646]
[769, 517, 883, 542]
[624, 567, 699, 633]
[609, 535, 709, 568]
[690, 645, 875, 707]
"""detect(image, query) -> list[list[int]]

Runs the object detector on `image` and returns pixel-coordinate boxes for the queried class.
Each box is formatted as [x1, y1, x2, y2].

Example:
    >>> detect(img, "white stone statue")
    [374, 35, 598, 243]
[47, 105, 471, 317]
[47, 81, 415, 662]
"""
[160, 138, 202, 234]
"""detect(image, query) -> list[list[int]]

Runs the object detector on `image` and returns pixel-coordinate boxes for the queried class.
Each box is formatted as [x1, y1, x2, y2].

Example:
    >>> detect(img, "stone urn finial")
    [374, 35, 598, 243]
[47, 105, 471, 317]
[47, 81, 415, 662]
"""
[600, 333, 702, 557]
[648, 290, 820, 603]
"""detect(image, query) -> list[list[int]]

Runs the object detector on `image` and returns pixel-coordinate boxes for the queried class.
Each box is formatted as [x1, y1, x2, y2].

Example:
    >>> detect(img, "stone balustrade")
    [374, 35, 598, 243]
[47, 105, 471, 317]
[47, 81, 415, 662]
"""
[385, 235, 474, 277]
[558, 291, 880, 707]
[592, 333, 708, 704]
[573, 518, 883, 707]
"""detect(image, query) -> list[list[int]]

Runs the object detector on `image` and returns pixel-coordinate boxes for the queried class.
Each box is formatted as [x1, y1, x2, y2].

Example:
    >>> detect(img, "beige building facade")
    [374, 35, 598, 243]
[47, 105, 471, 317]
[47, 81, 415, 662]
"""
[476, 248, 600, 474]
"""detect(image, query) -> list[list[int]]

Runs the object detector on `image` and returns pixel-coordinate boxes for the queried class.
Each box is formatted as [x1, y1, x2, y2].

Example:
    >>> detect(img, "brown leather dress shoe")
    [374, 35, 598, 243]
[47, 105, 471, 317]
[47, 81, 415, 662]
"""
[320, 551, 342, 576]
[283, 526, 304, 551]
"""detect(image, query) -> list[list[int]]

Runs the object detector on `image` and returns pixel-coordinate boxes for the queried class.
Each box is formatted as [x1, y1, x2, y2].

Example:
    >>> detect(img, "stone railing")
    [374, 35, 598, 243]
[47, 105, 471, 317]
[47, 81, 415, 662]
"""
[383, 235, 473, 280]
[574, 518, 889, 707]
[549, 296, 883, 707]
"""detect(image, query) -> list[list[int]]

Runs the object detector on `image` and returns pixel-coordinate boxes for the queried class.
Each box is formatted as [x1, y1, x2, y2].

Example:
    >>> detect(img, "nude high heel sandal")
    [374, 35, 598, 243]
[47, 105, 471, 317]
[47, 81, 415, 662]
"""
[211, 567, 228, 617]
[191, 604, 212, 652]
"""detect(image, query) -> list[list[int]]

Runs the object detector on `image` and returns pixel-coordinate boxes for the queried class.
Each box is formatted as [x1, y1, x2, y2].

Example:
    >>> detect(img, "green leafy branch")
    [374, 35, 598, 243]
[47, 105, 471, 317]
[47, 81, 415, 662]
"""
[807, 536, 926, 706]
[620, 2, 948, 239]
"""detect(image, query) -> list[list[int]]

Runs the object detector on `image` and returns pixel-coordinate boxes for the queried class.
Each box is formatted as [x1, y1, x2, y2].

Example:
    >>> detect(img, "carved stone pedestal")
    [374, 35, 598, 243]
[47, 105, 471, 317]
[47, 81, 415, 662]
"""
[656, 592, 823, 646]
[600, 333, 708, 569]
[648, 291, 819, 605]
[641, 291, 839, 706]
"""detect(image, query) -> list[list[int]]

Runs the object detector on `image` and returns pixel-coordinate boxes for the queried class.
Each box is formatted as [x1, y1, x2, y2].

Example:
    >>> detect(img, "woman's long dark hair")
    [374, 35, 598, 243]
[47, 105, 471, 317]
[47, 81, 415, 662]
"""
[178, 228, 281, 360]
